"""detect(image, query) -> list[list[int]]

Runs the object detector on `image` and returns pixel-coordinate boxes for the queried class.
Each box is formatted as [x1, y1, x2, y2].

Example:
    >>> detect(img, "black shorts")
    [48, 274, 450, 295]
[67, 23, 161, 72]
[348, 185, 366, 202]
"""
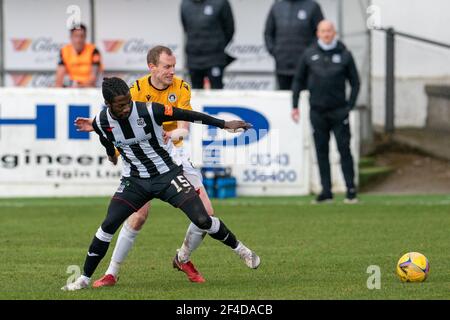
[112, 165, 198, 211]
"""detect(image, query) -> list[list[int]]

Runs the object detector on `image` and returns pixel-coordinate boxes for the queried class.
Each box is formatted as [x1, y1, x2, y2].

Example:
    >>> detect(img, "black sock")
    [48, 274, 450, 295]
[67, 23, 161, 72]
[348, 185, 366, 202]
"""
[209, 219, 238, 249]
[83, 236, 110, 278]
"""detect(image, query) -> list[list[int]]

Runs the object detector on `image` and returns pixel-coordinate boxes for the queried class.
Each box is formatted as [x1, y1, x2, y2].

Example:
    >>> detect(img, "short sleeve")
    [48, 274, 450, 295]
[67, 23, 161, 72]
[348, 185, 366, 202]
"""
[178, 81, 192, 110]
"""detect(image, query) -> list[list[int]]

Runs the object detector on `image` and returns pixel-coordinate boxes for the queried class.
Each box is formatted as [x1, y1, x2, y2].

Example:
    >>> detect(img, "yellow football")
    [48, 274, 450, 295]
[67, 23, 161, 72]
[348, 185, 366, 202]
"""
[396, 252, 430, 282]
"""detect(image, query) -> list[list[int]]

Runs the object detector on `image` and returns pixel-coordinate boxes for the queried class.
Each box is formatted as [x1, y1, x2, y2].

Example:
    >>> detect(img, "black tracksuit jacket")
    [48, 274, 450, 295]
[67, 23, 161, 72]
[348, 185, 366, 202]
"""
[292, 41, 360, 111]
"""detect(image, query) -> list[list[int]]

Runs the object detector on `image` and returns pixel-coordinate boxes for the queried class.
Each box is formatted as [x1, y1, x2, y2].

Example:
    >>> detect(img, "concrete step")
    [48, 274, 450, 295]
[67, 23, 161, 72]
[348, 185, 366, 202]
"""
[392, 128, 450, 161]
[359, 166, 394, 190]
[359, 157, 376, 168]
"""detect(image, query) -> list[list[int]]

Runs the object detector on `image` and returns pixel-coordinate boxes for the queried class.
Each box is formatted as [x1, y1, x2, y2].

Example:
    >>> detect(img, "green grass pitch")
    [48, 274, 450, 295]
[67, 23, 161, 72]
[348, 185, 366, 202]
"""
[0, 194, 449, 300]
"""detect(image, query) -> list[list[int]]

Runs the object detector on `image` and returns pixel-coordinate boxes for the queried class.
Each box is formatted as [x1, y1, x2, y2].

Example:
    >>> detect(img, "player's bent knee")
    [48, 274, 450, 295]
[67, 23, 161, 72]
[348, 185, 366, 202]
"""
[101, 219, 118, 236]
[203, 216, 220, 234]
[179, 196, 212, 230]
[194, 214, 212, 230]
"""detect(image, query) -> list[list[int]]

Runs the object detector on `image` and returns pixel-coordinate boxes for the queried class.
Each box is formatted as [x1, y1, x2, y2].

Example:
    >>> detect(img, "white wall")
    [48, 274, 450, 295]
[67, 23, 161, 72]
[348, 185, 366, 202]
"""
[371, 0, 450, 127]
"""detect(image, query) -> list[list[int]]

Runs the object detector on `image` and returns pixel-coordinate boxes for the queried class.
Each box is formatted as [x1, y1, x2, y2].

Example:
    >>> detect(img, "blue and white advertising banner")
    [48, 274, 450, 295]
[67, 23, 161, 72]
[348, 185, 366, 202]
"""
[0, 89, 119, 196]
[188, 90, 309, 196]
[0, 89, 357, 197]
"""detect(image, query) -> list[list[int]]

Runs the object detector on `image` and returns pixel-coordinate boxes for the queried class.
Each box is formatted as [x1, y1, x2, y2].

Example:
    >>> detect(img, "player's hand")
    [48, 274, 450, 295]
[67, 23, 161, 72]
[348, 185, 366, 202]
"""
[162, 131, 170, 144]
[170, 128, 189, 142]
[224, 120, 253, 133]
[291, 108, 300, 123]
[75, 117, 94, 132]
[108, 155, 118, 165]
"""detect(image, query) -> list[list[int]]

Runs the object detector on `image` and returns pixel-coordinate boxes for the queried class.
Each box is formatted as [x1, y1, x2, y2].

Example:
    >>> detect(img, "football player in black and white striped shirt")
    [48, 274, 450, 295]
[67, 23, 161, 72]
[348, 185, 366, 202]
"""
[62, 77, 260, 291]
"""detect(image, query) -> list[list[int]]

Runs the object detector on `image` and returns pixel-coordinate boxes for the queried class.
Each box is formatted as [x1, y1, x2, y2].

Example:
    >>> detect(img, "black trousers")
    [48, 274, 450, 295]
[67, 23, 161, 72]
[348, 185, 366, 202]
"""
[276, 74, 294, 90]
[310, 107, 355, 195]
[189, 67, 224, 89]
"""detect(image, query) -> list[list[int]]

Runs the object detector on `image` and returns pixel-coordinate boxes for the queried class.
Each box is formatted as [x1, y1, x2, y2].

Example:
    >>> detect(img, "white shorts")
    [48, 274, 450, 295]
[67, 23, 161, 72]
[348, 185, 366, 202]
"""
[171, 145, 203, 190]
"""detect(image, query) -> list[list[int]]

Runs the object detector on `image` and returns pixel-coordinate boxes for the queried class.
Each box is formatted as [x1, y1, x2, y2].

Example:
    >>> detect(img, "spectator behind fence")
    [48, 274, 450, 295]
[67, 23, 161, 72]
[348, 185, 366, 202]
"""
[264, 0, 323, 90]
[291, 20, 360, 204]
[55, 24, 103, 88]
[181, 0, 235, 89]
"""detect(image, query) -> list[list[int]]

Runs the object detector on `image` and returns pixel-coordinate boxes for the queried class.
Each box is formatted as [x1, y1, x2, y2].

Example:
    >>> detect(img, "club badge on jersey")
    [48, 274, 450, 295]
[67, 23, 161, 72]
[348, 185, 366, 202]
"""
[168, 93, 177, 103]
[298, 10, 307, 20]
[137, 118, 146, 127]
[332, 54, 342, 64]
[204, 5, 213, 15]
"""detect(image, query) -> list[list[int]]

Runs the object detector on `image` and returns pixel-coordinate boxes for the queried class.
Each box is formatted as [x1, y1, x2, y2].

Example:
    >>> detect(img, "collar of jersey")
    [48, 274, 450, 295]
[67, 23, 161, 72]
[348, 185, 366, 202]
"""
[148, 75, 170, 91]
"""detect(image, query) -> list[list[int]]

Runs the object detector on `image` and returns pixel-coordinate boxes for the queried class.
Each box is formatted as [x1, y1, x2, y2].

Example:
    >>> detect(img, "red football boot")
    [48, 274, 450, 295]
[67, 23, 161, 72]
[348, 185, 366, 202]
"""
[172, 254, 206, 283]
[93, 274, 117, 288]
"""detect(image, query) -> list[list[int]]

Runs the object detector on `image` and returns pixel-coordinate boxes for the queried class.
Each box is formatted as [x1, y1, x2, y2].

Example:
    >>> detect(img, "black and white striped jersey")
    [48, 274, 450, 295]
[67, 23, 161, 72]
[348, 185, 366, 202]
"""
[92, 101, 225, 179]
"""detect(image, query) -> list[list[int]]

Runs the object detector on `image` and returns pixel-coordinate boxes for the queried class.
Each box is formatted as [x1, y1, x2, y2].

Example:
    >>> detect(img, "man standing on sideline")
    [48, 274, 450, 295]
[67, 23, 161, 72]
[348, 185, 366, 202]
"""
[264, 0, 323, 90]
[181, 0, 235, 89]
[291, 20, 360, 204]
[55, 24, 103, 88]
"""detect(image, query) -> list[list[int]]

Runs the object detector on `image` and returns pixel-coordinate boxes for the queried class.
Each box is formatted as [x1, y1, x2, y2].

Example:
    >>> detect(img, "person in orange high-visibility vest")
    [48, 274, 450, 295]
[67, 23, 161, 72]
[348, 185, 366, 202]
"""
[55, 24, 103, 88]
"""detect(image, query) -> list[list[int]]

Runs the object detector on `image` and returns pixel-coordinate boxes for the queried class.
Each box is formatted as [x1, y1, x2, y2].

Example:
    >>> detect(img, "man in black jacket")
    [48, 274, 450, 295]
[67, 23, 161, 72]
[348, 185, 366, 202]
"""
[264, 0, 323, 90]
[181, 0, 235, 89]
[292, 20, 360, 204]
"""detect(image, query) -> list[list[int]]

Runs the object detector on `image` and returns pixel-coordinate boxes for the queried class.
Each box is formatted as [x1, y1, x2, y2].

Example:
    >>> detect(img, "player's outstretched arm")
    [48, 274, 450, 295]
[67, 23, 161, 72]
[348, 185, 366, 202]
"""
[152, 103, 252, 131]
[74, 117, 94, 132]
[223, 120, 253, 132]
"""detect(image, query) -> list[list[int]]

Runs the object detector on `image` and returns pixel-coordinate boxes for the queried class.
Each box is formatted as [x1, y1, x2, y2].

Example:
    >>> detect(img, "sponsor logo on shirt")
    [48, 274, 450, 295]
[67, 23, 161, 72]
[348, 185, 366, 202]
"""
[332, 54, 342, 64]
[298, 10, 307, 20]
[204, 5, 214, 15]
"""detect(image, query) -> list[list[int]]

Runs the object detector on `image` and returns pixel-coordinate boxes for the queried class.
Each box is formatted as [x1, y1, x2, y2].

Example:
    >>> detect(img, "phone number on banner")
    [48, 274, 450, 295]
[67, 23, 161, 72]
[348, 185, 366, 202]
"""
[243, 169, 297, 183]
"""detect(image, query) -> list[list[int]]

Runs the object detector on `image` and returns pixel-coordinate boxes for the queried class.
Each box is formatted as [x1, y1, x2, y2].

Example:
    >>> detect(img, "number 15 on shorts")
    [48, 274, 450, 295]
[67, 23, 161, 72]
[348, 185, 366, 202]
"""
[171, 175, 191, 193]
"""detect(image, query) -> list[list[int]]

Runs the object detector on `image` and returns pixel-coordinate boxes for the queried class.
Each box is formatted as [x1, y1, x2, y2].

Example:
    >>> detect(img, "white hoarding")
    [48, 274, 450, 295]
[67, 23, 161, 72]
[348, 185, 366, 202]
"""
[0, 89, 358, 197]
[94, 0, 184, 72]
[189, 90, 309, 196]
[4, 0, 92, 71]
[223, 73, 276, 91]
[5, 73, 55, 87]
[0, 89, 118, 196]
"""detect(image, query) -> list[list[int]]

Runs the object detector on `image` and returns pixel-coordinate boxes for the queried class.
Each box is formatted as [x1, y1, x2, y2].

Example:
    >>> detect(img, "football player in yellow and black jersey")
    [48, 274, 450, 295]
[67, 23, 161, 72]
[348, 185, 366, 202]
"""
[92, 46, 223, 286]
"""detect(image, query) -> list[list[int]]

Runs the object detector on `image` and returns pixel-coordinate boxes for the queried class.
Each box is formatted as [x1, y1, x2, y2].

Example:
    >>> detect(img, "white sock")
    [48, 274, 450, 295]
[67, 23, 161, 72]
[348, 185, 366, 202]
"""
[79, 275, 90, 284]
[106, 222, 139, 277]
[178, 222, 207, 263]
[233, 241, 247, 253]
